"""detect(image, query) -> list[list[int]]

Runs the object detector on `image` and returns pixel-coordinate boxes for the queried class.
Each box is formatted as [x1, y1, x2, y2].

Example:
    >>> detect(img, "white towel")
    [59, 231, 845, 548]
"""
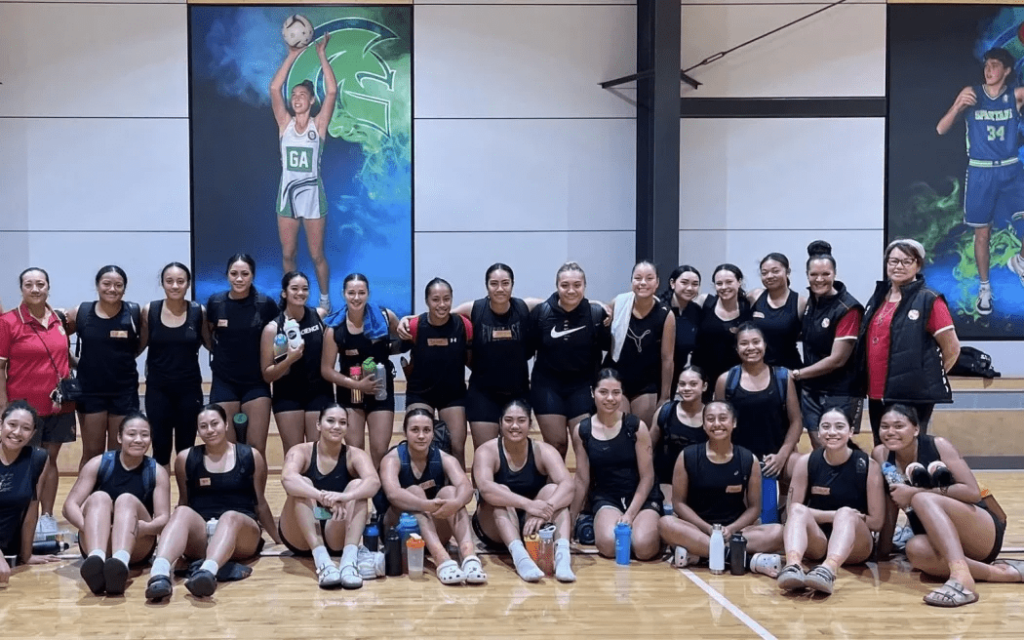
[609, 292, 635, 363]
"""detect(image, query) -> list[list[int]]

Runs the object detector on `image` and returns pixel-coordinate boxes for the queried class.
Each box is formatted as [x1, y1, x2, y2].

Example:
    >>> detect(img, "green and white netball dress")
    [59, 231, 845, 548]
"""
[277, 118, 327, 219]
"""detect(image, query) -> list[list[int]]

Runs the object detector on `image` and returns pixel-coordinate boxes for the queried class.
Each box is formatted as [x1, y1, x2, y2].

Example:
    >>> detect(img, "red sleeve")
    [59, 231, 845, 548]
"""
[461, 315, 473, 342]
[834, 307, 862, 339]
[927, 298, 955, 335]
[0, 314, 12, 359]
[408, 316, 419, 342]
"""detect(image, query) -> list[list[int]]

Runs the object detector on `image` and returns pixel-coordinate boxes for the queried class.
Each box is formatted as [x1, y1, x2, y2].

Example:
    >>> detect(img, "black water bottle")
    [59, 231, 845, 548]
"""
[385, 527, 402, 576]
[33, 540, 69, 555]
[729, 532, 747, 575]
[233, 413, 249, 444]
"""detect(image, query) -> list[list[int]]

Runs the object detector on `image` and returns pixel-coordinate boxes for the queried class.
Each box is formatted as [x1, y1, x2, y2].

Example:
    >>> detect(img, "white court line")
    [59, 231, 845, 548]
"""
[680, 569, 778, 640]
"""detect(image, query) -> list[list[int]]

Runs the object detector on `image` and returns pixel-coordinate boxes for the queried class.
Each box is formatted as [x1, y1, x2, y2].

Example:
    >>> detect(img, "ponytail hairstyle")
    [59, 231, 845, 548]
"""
[661, 264, 702, 304]
[806, 240, 836, 271]
[759, 252, 791, 287]
[711, 263, 745, 299]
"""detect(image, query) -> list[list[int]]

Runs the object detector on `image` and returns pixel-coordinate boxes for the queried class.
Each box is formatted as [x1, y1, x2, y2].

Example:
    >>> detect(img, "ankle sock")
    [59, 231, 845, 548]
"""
[311, 545, 332, 571]
[150, 557, 171, 578]
[340, 544, 359, 568]
[88, 549, 106, 561]
[112, 550, 130, 567]
[199, 559, 219, 575]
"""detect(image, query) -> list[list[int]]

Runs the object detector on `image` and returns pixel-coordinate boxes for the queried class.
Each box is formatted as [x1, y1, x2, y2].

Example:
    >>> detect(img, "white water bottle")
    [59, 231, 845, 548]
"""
[709, 524, 725, 575]
[283, 318, 302, 350]
[374, 362, 387, 401]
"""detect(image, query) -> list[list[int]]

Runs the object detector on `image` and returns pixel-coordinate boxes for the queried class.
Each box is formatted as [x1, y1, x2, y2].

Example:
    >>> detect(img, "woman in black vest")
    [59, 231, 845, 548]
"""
[694, 264, 752, 403]
[748, 252, 805, 371]
[260, 271, 330, 454]
[793, 241, 864, 450]
[141, 263, 208, 468]
[320, 273, 400, 468]
[872, 404, 1020, 607]
[571, 369, 661, 561]
[651, 366, 707, 502]
[402, 278, 471, 467]
[661, 265, 703, 385]
[530, 262, 609, 459]
[472, 400, 576, 582]
[855, 239, 961, 445]
[658, 400, 784, 575]
[63, 412, 171, 595]
[205, 254, 281, 457]
[279, 403, 379, 589]
[777, 407, 884, 595]
[378, 409, 484, 585]
[144, 404, 278, 601]
[67, 265, 143, 468]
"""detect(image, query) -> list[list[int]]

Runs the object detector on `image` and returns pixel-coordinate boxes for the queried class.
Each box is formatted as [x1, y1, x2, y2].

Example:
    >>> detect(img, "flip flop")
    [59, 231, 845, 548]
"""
[993, 559, 1024, 583]
[923, 580, 979, 607]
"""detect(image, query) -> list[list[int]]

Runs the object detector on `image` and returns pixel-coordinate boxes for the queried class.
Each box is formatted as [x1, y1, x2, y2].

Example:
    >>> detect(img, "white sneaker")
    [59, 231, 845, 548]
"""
[750, 553, 783, 578]
[35, 513, 58, 542]
[319, 294, 332, 313]
[975, 282, 993, 316]
[1009, 254, 1024, 288]
[892, 525, 914, 551]
[356, 546, 384, 579]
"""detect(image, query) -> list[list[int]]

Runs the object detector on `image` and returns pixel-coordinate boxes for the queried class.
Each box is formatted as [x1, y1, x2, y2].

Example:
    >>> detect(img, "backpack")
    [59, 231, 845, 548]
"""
[949, 346, 1000, 379]
[724, 366, 789, 405]
[97, 450, 157, 498]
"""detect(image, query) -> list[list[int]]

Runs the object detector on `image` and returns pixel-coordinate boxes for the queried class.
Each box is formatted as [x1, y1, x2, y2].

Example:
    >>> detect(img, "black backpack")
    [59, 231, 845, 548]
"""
[949, 346, 1000, 379]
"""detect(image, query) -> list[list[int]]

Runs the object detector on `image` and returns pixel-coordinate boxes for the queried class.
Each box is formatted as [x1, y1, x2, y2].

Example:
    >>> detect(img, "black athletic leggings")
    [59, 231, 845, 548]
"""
[145, 383, 203, 465]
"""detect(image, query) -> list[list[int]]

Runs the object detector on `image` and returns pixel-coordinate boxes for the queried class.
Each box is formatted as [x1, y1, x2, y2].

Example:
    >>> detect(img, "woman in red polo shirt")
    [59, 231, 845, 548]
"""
[0, 267, 76, 537]
[855, 239, 961, 446]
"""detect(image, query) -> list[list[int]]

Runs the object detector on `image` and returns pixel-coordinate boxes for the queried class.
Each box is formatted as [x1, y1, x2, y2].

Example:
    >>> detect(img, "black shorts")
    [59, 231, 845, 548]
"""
[78, 536, 156, 565]
[471, 509, 528, 552]
[530, 373, 593, 418]
[337, 362, 396, 414]
[591, 491, 662, 516]
[210, 376, 271, 405]
[908, 506, 1006, 564]
[465, 386, 525, 424]
[801, 389, 864, 433]
[272, 392, 334, 415]
[30, 412, 77, 446]
[77, 391, 140, 416]
[623, 380, 659, 402]
[278, 521, 344, 557]
[405, 388, 466, 411]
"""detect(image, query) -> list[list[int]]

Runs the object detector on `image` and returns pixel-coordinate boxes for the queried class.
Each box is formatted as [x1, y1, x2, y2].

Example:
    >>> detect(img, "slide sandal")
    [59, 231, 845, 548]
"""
[993, 559, 1024, 582]
[923, 580, 979, 607]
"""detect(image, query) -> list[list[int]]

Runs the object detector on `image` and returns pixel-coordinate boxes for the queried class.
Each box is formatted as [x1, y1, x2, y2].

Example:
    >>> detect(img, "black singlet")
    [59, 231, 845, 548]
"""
[145, 301, 203, 388]
[185, 444, 258, 521]
[682, 443, 754, 525]
[751, 290, 803, 370]
[76, 302, 141, 395]
[805, 449, 869, 514]
[671, 301, 702, 384]
[405, 314, 469, 397]
[303, 444, 351, 494]
[531, 295, 607, 387]
[580, 414, 643, 501]
[469, 297, 531, 396]
[95, 454, 156, 515]
[727, 367, 789, 458]
[495, 438, 548, 500]
[396, 442, 446, 500]
[0, 447, 47, 554]
[273, 306, 332, 400]
[605, 302, 670, 397]
[654, 402, 708, 485]
[332, 310, 395, 389]
[207, 290, 280, 386]
[694, 296, 750, 397]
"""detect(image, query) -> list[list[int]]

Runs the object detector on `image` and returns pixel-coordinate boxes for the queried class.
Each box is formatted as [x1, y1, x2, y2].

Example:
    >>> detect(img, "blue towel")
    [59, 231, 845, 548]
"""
[325, 301, 389, 339]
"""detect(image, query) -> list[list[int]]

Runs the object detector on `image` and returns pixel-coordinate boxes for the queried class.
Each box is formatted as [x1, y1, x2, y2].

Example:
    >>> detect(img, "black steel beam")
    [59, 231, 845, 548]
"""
[680, 96, 887, 119]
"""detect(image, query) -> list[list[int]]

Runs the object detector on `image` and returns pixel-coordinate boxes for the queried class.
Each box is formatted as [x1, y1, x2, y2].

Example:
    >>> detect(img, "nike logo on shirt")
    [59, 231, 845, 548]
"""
[551, 326, 586, 339]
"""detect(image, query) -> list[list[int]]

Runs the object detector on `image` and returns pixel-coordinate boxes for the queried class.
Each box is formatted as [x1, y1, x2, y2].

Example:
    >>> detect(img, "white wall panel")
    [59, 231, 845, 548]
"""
[0, 233, 31, 307]
[677, 230, 728, 280]
[680, 4, 885, 97]
[680, 118, 885, 231]
[415, 5, 636, 118]
[0, 4, 188, 117]
[413, 231, 634, 313]
[416, 118, 635, 232]
[0, 119, 190, 232]
[421, 0, 632, 4]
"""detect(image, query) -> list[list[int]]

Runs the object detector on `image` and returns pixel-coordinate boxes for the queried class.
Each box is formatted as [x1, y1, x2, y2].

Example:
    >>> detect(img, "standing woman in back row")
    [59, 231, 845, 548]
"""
[748, 253, 805, 371]
[67, 266, 144, 468]
[605, 261, 675, 429]
[694, 264, 751, 403]
[206, 254, 280, 457]
[142, 263, 210, 469]
[662, 265, 703, 386]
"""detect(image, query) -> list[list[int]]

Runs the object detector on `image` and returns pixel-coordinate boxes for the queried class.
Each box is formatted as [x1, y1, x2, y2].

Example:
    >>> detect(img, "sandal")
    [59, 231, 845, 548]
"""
[461, 556, 488, 585]
[993, 559, 1024, 583]
[316, 564, 343, 589]
[436, 560, 465, 586]
[923, 580, 979, 607]
[804, 565, 836, 595]
[777, 564, 807, 592]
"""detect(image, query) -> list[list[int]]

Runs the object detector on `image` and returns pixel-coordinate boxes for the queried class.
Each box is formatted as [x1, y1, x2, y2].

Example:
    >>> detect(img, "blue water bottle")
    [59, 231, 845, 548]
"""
[760, 462, 779, 524]
[614, 522, 632, 565]
[398, 513, 419, 573]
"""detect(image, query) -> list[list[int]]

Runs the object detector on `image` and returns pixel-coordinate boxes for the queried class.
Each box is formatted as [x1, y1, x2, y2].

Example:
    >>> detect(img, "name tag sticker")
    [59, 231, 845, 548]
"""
[725, 484, 743, 494]
[811, 486, 831, 496]
[492, 329, 513, 340]
[420, 479, 436, 490]
[344, 349, 360, 356]
[427, 338, 448, 347]
[110, 330, 128, 339]
[218, 319, 229, 327]
[752, 311, 765, 319]
[199, 477, 212, 487]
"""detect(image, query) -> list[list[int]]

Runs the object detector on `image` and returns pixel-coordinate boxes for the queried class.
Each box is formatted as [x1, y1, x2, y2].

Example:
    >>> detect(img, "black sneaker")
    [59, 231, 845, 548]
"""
[185, 569, 218, 598]
[80, 555, 106, 595]
[145, 575, 173, 601]
[104, 558, 130, 596]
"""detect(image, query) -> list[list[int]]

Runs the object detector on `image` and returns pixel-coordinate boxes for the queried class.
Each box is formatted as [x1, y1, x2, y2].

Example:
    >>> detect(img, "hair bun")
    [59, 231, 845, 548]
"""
[807, 240, 832, 257]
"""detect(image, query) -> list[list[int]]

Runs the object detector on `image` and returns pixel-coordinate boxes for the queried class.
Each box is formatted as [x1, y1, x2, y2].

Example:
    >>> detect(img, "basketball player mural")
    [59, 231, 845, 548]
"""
[936, 47, 1024, 317]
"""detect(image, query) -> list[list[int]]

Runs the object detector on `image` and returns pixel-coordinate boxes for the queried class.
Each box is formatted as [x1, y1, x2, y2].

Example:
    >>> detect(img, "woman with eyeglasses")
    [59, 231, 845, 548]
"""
[852, 239, 961, 446]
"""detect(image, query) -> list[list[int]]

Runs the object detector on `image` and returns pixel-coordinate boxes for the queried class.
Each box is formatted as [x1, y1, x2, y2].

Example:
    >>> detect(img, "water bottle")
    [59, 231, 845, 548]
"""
[232, 413, 248, 444]
[882, 461, 914, 514]
[374, 362, 387, 401]
[760, 462, 779, 524]
[538, 524, 556, 576]
[614, 522, 631, 566]
[709, 524, 725, 575]
[283, 317, 302, 350]
[363, 523, 379, 553]
[525, 534, 541, 565]
[384, 527, 402, 576]
[729, 532, 747, 575]
[32, 540, 69, 555]
[349, 366, 363, 404]
[406, 534, 425, 579]
[398, 513, 419, 573]
[272, 333, 288, 362]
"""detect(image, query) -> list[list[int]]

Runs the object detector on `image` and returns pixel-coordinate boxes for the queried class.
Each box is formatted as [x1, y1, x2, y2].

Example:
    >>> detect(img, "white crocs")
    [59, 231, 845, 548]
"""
[461, 556, 488, 585]
[436, 559, 465, 586]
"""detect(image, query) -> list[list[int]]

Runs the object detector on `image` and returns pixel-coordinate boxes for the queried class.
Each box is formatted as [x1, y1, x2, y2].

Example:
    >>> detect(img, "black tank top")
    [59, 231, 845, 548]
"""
[95, 454, 156, 515]
[185, 444, 258, 521]
[469, 298, 531, 396]
[406, 314, 468, 396]
[886, 434, 941, 469]
[0, 447, 47, 553]
[805, 449, 869, 514]
[605, 302, 670, 395]
[581, 414, 642, 500]
[751, 290, 803, 370]
[531, 296, 606, 386]
[682, 443, 753, 525]
[274, 307, 331, 399]
[726, 367, 788, 458]
[145, 301, 202, 387]
[694, 296, 750, 398]
[76, 302, 140, 395]
[303, 444, 351, 493]
[495, 438, 548, 500]
[396, 442, 446, 499]
[671, 301, 702, 384]
[654, 402, 708, 485]
[332, 310, 395, 385]
[207, 291, 280, 386]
